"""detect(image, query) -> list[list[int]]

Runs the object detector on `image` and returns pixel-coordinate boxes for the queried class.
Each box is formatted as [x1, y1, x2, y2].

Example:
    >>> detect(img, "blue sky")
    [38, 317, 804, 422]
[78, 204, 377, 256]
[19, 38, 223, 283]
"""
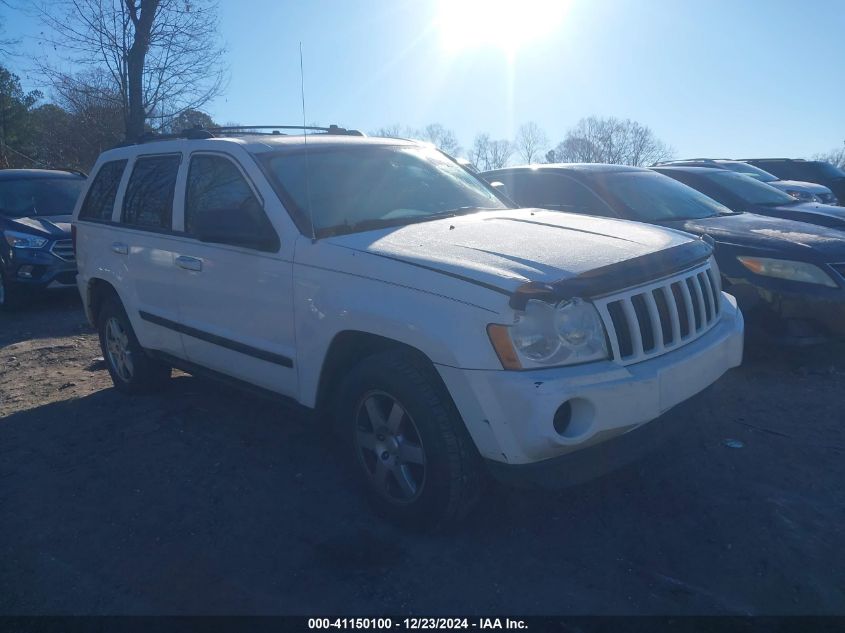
[4, 0, 843, 159]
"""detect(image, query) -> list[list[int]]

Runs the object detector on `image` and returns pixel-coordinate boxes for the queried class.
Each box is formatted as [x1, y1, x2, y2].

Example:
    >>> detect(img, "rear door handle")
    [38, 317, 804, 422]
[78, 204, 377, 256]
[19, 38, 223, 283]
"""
[175, 255, 203, 272]
[111, 242, 128, 255]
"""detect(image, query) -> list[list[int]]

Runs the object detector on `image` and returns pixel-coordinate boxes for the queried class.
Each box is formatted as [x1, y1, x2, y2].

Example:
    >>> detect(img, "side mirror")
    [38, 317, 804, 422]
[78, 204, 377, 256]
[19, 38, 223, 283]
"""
[193, 207, 279, 252]
[490, 181, 510, 197]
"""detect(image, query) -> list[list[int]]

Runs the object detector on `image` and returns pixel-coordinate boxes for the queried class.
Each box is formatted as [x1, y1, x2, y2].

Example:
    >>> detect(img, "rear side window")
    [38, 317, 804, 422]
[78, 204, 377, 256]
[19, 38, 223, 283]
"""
[500, 173, 613, 216]
[79, 160, 126, 221]
[755, 162, 798, 180]
[121, 155, 180, 229]
[184, 154, 262, 235]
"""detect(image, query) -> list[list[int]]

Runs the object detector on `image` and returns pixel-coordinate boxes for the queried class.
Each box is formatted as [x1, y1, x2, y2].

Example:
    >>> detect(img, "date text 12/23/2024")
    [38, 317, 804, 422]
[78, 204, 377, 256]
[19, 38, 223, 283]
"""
[308, 619, 528, 630]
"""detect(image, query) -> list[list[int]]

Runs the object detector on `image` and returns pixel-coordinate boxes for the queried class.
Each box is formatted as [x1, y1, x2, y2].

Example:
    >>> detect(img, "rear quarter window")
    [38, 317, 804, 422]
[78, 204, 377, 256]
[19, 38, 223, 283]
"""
[79, 160, 127, 221]
[121, 155, 181, 229]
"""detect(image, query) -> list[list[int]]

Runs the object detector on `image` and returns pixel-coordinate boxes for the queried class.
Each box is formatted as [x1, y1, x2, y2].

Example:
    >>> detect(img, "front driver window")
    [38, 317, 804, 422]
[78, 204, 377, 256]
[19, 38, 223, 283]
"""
[185, 154, 273, 242]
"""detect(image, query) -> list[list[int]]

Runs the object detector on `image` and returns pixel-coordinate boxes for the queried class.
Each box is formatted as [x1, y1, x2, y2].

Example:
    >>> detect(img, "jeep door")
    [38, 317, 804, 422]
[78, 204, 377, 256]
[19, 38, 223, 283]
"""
[168, 150, 297, 397]
[111, 152, 186, 358]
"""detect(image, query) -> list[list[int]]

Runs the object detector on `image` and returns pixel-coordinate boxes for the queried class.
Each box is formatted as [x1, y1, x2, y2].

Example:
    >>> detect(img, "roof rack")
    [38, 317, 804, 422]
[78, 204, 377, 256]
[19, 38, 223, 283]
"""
[738, 158, 805, 162]
[207, 124, 363, 136]
[653, 158, 729, 166]
[117, 123, 364, 147]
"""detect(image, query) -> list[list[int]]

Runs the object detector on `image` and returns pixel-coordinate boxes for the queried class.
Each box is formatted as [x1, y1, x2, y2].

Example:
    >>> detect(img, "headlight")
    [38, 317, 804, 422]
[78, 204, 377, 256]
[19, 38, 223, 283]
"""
[737, 256, 838, 288]
[785, 189, 819, 203]
[4, 230, 49, 249]
[488, 298, 609, 369]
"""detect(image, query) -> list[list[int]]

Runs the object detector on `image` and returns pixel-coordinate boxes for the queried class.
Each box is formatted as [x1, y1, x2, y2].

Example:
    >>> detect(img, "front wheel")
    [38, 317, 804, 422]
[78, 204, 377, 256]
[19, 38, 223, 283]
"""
[0, 272, 26, 310]
[98, 296, 171, 394]
[338, 350, 484, 530]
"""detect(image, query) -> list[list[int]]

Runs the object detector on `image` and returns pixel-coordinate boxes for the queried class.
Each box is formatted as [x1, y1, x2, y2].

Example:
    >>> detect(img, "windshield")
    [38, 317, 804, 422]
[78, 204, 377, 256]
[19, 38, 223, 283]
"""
[261, 145, 508, 236]
[0, 176, 85, 217]
[720, 161, 778, 182]
[701, 171, 797, 205]
[589, 171, 732, 222]
[808, 161, 845, 179]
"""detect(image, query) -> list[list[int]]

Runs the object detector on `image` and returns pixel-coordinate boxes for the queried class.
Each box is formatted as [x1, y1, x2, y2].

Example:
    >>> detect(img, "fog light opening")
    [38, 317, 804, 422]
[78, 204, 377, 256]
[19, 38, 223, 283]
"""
[17, 266, 34, 279]
[553, 401, 573, 436]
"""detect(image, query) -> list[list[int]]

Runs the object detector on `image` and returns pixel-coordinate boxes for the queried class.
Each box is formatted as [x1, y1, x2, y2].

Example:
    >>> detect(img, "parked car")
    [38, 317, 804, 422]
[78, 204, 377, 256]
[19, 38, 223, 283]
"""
[654, 158, 837, 204]
[740, 158, 845, 206]
[652, 165, 845, 231]
[0, 169, 86, 309]
[483, 164, 845, 344]
[72, 127, 743, 528]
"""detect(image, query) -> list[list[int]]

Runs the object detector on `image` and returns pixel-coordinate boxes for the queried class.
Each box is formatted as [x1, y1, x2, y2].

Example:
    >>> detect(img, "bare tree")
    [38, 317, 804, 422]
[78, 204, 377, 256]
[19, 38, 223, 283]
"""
[370, 123, 461, 155]
[0, 11, 19, 57]
[554, 116, 674, 166]
[514, 122, 548, 164]
[26, 69, 125, 169]
[812, 141, 845, 169]
[416, 123, 461, 155]
[469, 133, 512, 171]
[33, 0, 227, 139]
[370, 123, 413, 138]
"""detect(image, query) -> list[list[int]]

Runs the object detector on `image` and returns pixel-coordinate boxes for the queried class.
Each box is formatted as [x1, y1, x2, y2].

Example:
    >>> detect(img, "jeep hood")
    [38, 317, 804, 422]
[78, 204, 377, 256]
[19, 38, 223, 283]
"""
[4, 214, 72, 238]
[326, 209, 697, 293]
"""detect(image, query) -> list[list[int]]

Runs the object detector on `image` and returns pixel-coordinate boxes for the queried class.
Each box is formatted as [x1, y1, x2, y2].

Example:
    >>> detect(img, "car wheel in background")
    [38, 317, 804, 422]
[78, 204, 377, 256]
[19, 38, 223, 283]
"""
[0, 271, 24, 310]
[97, 296, 171, 394]
[337, 349, 484, 531]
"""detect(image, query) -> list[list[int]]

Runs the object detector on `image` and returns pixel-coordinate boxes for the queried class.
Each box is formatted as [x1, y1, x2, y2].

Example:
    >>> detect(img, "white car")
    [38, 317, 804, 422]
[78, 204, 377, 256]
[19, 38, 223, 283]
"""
[72, 127, 744, 528]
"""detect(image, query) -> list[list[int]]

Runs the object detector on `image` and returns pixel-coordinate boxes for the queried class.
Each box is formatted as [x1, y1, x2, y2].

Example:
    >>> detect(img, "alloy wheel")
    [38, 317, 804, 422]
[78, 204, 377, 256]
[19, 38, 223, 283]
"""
[354, 390, 427, 504]
[105, 317, 134, 383]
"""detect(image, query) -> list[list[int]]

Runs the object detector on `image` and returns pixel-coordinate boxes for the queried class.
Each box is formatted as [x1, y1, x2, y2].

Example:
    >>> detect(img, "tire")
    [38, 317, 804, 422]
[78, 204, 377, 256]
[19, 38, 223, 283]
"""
[0, 271, 26, 310]
[97, 296, 171, 394]
[337, 349, 484, 531]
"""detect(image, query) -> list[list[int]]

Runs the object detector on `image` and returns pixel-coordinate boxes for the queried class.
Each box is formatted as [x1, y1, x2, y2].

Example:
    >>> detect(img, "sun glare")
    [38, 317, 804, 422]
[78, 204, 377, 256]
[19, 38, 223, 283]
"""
[437, 0, 567, 54]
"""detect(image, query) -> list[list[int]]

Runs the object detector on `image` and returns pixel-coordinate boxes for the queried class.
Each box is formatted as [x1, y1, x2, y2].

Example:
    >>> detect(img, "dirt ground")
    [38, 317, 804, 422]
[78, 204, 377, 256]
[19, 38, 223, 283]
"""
[1, 291, 844, 615]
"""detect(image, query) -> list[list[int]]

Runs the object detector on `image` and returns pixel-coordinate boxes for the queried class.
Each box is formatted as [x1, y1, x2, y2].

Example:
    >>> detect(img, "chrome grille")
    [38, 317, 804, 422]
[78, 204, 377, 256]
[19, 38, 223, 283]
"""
[50, 239, 75, 262]
[594, 259, 722, 365]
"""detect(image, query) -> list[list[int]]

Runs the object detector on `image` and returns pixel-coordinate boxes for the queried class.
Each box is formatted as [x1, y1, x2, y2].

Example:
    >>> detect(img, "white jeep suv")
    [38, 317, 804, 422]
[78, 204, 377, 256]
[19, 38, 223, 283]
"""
[73, 126, 744, 528]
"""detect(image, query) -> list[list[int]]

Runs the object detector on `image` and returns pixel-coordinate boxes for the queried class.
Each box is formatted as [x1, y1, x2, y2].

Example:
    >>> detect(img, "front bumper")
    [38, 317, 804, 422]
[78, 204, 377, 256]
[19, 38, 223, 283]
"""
[436, 293, 744, 466]
[1, 245, 76, 289]
[485, 385, 708, 490]
[724, 273, 845, 342]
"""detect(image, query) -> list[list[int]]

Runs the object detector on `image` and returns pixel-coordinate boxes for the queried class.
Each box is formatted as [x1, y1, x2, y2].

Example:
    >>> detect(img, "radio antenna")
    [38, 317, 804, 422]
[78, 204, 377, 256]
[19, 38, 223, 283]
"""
[300, 42, 316, 240]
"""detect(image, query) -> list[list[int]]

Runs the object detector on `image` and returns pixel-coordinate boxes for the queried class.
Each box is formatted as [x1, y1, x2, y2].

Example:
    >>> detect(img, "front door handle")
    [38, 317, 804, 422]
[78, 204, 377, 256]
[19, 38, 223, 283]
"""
[111, 242, 128, 255]
[175, 255, 203, 272]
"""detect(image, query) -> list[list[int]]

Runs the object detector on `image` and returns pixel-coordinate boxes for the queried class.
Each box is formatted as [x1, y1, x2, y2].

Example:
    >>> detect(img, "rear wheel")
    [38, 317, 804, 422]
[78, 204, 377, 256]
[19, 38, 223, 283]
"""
[98, 296, 171, 394]
[338, 349, 483, 531]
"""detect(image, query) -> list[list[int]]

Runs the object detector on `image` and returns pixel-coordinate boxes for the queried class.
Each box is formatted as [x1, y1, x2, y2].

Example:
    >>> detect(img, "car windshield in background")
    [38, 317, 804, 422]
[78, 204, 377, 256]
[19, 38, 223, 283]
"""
[809, 161, 845, 179]
[0, 177, 84, 217]
[593, 171, 732, 222]
[702, 171, 797, 205]
[261, 145, 508, 236]
[721, 162, 778, 182]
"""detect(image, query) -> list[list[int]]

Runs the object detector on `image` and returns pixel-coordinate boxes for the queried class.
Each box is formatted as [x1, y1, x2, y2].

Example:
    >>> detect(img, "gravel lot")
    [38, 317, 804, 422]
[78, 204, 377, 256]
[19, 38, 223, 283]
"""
[1, 291, 844, 615]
